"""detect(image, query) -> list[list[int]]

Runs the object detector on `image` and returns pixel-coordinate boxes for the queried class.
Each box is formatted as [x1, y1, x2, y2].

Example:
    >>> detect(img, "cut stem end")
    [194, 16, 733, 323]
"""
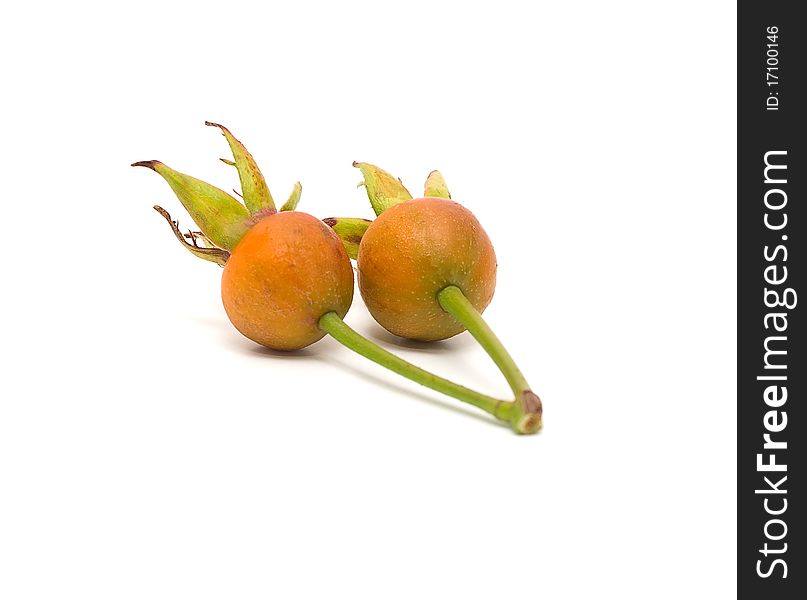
[511, 390, 543, 434]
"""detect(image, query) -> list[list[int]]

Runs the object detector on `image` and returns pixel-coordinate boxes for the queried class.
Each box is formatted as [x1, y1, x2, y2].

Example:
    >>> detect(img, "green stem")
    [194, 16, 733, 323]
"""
[437, 286, 543, 434]
[319, 311, 512, 422]
[437, 286, 530, 395]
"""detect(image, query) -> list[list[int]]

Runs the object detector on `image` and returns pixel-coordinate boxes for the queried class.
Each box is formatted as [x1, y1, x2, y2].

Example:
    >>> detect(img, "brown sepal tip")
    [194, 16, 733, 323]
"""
[131, 160, 161, 170]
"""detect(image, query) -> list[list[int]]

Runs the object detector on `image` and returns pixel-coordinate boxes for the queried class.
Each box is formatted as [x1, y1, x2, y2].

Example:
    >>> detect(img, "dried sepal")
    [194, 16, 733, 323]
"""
[183, 230, 216, 248]
[353, 162, 412, 216]
[205, 121, 275, 213]
[132, 160, 250, 250]
[280, 182, 302, 211]
[424, 170, 451, 199]
[153, 205, 230, 266]
[323, 217, 372, 259]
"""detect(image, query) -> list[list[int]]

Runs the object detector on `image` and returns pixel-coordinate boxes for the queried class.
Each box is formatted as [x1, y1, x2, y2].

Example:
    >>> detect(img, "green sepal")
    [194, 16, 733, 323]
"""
[353, 161, 412, 216]
[153, 205, 230, 266]
[280, 182, 302, 211]
[323, 217, 372, 259]
[205, 121, 275, 213]
[132, 160, 250, 251]
[424, 170, 451, 198]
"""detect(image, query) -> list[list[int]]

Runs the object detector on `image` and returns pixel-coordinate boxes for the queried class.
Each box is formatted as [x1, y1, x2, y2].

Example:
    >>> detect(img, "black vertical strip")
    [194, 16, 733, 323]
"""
[738, 2, 804, 598]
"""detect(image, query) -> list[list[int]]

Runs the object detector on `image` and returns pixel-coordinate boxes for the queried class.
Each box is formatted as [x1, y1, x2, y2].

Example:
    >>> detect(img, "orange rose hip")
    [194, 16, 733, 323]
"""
[222, 211, 354, 350]
[357, 197, 497, 341]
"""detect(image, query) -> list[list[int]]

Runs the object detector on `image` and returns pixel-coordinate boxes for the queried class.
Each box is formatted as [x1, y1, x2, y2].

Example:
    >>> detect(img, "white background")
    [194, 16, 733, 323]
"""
[1, 1, 736, 598]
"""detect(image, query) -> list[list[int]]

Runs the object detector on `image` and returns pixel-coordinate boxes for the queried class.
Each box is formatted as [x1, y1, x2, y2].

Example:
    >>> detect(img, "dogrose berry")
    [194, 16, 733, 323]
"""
[325, 162, 543, 433]
[134, 122, 352, 351]
[358, 197, 496, 341]
[221, 211, 353, 350]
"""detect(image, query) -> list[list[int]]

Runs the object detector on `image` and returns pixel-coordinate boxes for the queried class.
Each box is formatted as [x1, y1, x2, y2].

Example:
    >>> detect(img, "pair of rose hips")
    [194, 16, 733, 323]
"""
[134, 123, 541, 434]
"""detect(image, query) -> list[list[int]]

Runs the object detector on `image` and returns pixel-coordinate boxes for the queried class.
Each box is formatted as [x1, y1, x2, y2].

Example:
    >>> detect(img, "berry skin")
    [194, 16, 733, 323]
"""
[357, 197, 496, 341]
[222, 211, 354, 350]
